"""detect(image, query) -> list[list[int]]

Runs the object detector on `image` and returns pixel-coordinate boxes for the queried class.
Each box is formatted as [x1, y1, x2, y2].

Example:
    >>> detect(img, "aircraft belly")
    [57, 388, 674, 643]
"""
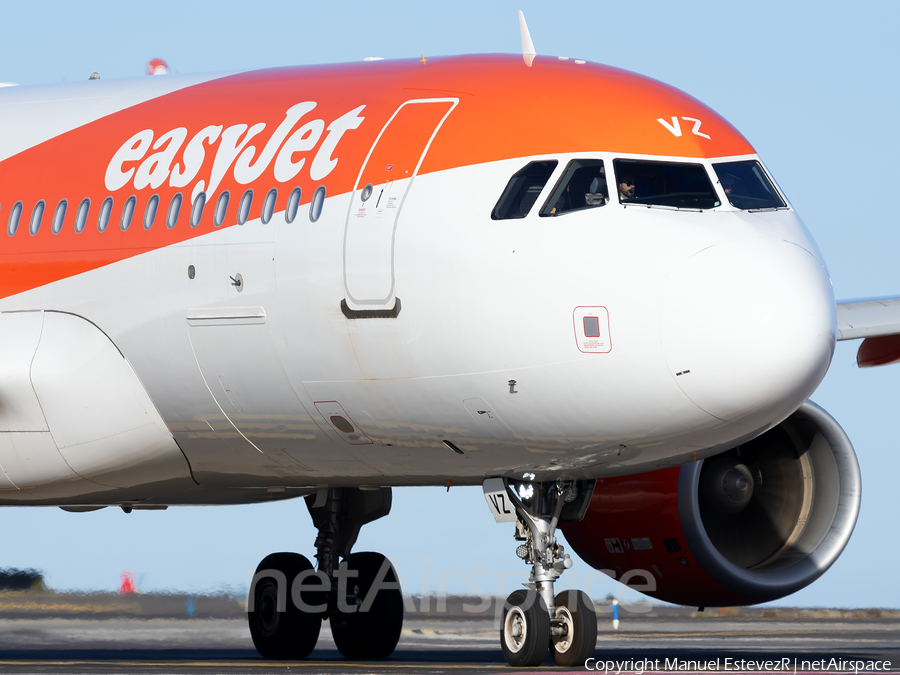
[0, 432, 79, 492]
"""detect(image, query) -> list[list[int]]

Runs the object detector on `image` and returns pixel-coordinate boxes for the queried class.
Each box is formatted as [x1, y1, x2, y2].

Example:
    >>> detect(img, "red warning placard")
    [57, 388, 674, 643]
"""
[573, 306, 612, 354]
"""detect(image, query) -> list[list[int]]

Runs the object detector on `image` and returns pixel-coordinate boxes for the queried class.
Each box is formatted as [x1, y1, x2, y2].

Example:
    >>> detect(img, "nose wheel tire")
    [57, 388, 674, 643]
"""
[551, 590, 597, 666]
[500, 589, 550, 667]
[330, 551, 404, 660]
[248, 552, 323, 659]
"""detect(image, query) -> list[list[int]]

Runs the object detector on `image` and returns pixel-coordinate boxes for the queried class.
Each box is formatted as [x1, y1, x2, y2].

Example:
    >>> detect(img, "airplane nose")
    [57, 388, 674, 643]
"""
[660, 239, 835, 425]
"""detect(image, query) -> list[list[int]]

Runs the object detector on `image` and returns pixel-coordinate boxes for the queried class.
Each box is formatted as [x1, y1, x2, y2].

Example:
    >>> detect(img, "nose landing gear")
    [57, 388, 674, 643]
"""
[247, 487, 403, 661]
[551, 588, 599, 666]
[501, 589, 550, 666]
[498, 478, 598, 667]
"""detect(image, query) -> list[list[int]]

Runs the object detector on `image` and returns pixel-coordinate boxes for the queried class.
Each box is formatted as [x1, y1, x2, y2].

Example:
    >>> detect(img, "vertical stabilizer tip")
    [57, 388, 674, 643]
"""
[518, 11, 536, 67]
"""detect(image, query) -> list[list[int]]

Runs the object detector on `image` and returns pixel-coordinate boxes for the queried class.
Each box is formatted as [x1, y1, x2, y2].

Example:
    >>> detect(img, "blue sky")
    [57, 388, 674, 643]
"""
[0, 0, 898, 609]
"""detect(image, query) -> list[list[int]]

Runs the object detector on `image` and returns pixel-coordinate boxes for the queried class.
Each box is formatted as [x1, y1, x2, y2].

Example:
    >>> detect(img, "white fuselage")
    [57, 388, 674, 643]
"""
[0, 148, 835, 504]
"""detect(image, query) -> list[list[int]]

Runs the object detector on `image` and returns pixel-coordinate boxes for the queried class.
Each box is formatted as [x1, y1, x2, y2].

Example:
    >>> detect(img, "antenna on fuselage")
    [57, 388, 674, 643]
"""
[518, 10, 536, 67]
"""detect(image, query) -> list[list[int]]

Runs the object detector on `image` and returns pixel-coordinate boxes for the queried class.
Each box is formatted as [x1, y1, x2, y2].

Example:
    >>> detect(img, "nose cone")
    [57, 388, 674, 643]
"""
[661, 239, 835, 426]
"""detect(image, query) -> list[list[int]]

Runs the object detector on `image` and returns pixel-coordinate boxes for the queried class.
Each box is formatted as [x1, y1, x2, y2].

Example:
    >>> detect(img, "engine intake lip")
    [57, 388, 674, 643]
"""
[677, 400, 861, 600]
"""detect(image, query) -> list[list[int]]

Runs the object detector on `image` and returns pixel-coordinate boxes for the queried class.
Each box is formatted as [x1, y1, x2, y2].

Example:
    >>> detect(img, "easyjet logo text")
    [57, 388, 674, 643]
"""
[104, 102, 366, 199]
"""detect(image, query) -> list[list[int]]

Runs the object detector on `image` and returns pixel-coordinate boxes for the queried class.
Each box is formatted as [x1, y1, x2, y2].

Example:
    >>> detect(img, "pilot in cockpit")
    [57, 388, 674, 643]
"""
[618, 174, 637, 202]
[720, 173, 736, 195]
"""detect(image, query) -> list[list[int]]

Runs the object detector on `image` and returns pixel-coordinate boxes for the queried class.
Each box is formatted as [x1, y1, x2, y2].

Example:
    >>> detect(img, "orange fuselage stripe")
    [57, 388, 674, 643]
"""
[0, 54, 754, 299]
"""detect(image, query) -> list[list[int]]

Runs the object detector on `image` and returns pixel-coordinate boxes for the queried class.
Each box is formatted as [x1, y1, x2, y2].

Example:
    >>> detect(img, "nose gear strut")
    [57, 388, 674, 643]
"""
[497, 477, 598, 667]
[508, 478, 575, 615]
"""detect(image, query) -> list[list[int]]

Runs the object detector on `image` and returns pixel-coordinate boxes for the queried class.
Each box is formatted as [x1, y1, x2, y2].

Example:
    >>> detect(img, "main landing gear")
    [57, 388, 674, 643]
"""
[499, 478, 598, 667]
[248, 487, 403, 660]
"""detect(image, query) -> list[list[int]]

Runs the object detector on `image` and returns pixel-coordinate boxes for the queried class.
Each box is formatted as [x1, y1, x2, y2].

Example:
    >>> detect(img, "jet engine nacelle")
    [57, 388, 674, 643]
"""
[560, 401, 861, 607]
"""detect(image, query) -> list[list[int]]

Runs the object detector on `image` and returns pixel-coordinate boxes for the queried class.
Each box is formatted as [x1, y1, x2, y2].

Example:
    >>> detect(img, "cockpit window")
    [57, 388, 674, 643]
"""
[540, 159, 608, 217]
[491, 160, 558, 220]
[614, 159, 720, 210]
[713, 160, 787, 210]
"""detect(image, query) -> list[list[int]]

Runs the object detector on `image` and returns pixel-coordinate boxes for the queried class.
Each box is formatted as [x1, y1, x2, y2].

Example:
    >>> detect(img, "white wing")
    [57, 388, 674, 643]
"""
[836, 296, 900, 367]
[836, 296, 900, 340]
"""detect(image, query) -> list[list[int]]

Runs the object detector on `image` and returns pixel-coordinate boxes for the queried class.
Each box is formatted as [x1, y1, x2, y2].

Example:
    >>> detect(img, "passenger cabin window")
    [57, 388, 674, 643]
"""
[541, 159, 608, 217]
[52, 199, 67, 234]
[167, 193, 182, 229]
[29, 200, 45, 235]
[120, 195, 136, 231]
[144, 194, 159, 229]
[214, 191, 229, 227]
[285, 187, 301, 223]
[261, 188, 277, 224]
[97, 197, 113, 232]
[614, 160, 720, 210]
[713, 160, 786, 210]
[309, 185, 325, 222]
[7, 201, 22, 236]
[491, 160, 558, 220]
[74, 199, 89, 233]
[237, 189, 253, 225]
[190, 192, 206, 228]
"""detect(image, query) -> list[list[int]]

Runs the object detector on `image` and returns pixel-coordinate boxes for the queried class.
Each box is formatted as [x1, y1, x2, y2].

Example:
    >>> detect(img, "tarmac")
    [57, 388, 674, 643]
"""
[0, 614, 897, 674]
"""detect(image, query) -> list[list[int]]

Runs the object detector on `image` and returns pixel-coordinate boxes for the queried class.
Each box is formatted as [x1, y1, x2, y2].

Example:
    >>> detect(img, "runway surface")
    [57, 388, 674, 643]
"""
[0, 616, 897, 674]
